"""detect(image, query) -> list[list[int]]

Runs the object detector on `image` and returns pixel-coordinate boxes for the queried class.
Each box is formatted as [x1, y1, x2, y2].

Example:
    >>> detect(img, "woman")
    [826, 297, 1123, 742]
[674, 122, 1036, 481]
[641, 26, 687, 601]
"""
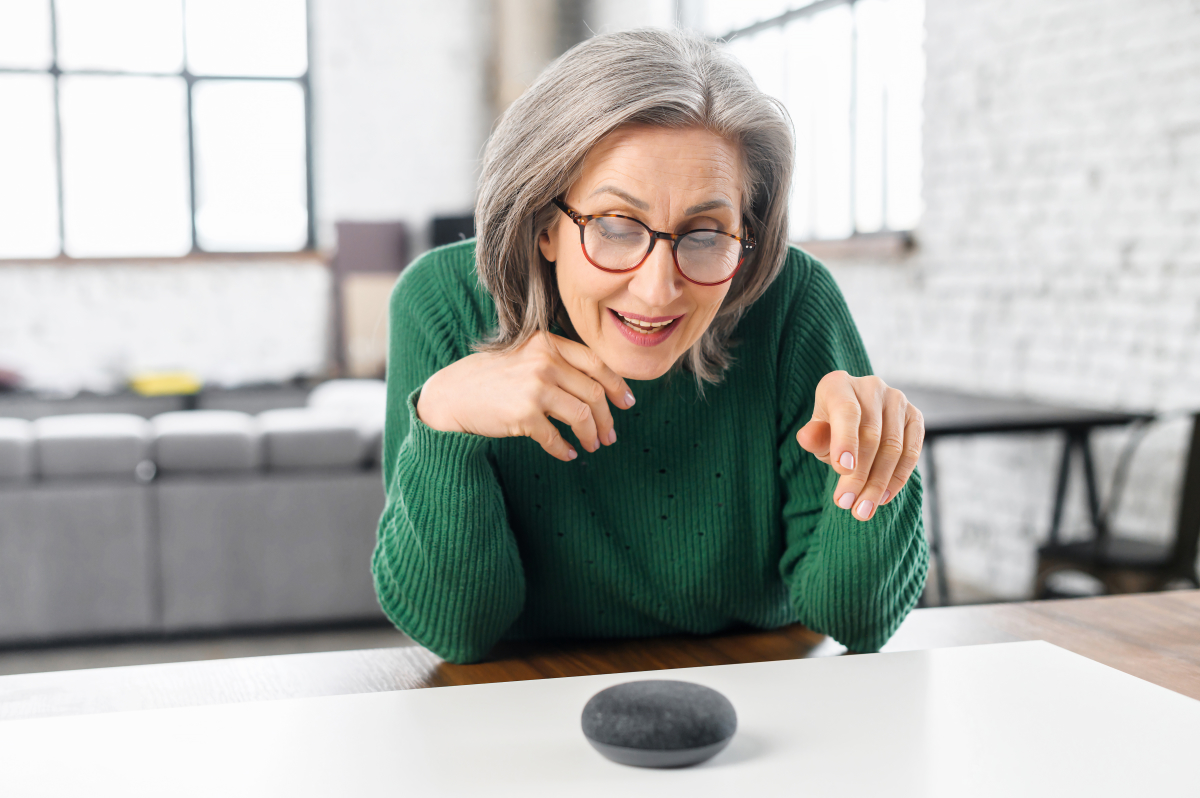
[373, 29, 927, 664]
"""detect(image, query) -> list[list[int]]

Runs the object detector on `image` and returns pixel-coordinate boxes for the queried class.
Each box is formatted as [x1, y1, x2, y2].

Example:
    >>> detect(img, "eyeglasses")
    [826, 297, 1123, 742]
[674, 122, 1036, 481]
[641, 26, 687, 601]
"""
[553, 198, 754, 286]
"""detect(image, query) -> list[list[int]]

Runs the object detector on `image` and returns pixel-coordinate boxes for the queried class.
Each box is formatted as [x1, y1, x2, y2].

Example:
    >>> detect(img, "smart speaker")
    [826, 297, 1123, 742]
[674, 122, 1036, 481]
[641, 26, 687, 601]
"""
[581, 679, 737, 768]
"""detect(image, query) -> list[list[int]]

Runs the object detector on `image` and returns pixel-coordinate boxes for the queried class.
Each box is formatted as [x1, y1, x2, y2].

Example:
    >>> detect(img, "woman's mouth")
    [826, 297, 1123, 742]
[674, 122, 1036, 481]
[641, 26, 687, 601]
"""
[608, 308, 684, 347]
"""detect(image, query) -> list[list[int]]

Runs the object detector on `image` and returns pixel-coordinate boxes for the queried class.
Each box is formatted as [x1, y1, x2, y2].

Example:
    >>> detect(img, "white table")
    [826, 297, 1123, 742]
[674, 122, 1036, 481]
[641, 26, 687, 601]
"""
[2, 641, 1196, 797]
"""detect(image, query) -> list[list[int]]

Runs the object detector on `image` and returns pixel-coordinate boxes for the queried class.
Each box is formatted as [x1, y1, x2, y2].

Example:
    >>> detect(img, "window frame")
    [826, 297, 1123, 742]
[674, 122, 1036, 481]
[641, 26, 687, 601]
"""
[709, 0, 920, 251]
[0, 0, 316, 260]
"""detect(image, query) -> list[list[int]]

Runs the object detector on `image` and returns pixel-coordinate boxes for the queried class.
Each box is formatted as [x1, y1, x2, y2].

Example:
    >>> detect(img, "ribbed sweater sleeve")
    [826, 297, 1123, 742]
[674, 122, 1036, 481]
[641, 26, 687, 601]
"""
[371, 247, 526, 664]
[775, 251, 928, 652]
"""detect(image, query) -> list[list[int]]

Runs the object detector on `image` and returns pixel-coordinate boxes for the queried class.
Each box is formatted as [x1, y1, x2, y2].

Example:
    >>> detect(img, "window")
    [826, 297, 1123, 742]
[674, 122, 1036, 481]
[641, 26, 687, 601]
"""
[685, 0, 924, 242]
[0, 0, 312, 259]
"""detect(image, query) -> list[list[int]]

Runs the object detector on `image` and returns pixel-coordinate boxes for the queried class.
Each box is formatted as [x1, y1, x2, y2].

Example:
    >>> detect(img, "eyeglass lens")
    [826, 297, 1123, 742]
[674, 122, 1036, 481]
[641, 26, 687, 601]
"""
[583, 216, 741, 283]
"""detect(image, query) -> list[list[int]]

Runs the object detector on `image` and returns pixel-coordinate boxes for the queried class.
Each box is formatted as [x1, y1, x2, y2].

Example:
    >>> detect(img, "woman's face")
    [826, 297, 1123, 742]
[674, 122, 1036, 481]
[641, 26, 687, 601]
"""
[538, 125, 745, 381]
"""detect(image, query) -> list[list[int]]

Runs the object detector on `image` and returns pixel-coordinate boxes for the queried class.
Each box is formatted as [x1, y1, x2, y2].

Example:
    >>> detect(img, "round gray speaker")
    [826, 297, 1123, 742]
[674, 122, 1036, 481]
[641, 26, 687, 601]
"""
[581, 679, 737, 768]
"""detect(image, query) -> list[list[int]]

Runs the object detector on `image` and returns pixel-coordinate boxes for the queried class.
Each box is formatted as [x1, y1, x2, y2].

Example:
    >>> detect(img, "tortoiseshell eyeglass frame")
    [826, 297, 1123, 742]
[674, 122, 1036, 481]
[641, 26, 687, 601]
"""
[552, 198, 755, 287]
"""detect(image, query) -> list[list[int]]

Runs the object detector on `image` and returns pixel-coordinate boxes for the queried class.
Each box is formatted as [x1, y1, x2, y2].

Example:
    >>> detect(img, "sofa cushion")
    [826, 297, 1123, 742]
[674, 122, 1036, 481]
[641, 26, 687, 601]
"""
[307, 379, 386, 467]
[34, 414, 152, 479]
[152, 411, 261, 473]
[361, 421, 384, 468]
[307, 379, 387, 415]
[0, 418, 35, 482]
[258, 408, 366, 470]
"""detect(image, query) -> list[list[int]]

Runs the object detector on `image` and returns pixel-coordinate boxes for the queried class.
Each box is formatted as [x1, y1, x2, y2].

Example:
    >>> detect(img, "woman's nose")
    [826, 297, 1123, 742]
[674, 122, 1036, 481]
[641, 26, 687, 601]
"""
[627, 238, 683, 308]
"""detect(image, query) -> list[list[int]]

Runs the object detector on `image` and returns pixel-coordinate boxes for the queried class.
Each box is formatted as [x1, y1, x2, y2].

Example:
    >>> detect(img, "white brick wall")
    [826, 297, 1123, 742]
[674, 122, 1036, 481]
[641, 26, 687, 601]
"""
[0, 258, 330, 395]
[823, 0, 1200, 599]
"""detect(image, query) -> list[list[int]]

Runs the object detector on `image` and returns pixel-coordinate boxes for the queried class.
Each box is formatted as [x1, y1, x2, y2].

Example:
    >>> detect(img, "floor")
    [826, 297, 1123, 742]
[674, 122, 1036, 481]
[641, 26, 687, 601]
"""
[0, 625, 414, 678]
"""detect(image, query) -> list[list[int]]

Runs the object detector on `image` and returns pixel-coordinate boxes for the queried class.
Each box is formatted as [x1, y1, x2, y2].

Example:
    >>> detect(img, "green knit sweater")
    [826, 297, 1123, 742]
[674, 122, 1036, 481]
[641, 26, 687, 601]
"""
[372, 239, 927, 664]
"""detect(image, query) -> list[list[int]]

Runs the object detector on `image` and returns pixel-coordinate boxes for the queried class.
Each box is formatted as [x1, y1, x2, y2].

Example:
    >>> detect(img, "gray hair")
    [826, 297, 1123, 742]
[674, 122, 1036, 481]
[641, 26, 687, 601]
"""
[474, 28, 794, 387]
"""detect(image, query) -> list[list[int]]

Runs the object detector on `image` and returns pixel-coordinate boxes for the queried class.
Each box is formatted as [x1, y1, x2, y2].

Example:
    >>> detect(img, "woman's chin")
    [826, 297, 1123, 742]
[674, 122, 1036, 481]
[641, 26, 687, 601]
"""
[604, 352, 677, 382]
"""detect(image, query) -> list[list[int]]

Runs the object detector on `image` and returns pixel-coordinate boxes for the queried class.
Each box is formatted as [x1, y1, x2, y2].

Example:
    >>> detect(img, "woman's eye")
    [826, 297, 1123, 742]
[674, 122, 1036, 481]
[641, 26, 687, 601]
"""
[595, 218, 643, 241]
[682, 231, 721, 249]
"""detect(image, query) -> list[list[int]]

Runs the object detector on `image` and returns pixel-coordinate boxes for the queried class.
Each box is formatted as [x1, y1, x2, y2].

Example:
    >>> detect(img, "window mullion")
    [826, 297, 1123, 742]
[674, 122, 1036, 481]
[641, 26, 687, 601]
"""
[881, 86, 889, 232]
[185, 69, 198, 253]
[50, 0, 65, 256]
[849, 0, 858, 237]
[302, 0, 314, 250]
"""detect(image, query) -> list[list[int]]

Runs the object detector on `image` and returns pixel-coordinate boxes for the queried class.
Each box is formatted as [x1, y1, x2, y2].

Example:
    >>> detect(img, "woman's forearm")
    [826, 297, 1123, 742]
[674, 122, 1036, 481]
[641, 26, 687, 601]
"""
[786, 471, 928, 652]
[372, 393, 527, 664]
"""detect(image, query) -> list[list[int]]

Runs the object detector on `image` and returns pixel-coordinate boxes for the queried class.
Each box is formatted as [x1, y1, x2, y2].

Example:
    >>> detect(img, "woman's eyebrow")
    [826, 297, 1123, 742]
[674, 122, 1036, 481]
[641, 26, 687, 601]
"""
[589, 185, 650, 210]
[684, 198, 733, 216]
[588, 186, 734, 217]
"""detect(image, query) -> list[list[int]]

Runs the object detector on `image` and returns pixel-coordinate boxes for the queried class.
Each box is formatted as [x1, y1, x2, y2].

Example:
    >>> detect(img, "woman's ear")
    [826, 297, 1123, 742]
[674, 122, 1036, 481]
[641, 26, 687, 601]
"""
[538, 219, 558, 263]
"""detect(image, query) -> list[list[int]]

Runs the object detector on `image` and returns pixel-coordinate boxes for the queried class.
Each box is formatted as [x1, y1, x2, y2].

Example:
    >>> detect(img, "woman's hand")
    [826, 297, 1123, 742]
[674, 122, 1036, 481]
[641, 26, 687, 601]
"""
[795, 372, 924, 522]
[416, 333, 636, 462]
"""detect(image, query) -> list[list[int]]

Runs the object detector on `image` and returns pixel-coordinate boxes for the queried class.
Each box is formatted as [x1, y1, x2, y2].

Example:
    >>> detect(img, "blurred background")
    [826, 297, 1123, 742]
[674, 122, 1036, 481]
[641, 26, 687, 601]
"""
[0, 0, 1197, 672]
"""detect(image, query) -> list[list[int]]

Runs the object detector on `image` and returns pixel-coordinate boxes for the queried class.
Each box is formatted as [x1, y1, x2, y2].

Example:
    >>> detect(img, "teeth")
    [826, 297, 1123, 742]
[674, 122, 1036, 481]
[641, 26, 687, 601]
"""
[616, 312, 674, 333]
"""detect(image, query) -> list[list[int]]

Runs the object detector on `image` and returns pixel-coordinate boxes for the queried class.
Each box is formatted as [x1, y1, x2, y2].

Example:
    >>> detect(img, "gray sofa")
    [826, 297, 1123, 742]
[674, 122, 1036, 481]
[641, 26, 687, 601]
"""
[0, 380, 388, 645]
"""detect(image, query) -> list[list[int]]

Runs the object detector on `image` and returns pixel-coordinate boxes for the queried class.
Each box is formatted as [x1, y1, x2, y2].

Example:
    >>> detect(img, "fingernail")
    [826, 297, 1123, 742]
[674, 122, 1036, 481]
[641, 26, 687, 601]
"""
[608, 428, 617, 444]
[838, 492, 856, 510]
[856, 500, 874, 520]
[881, 490, 890, 504]
[592, 438, 600, 452]
[839, 452, 855, 470]
[625, 391, 636, 408]
[568, 448, 577, 460]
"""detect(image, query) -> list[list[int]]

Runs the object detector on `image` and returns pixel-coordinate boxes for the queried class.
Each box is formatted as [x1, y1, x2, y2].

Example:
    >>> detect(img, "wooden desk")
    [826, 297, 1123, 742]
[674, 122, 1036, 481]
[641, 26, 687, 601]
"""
[2, 591, 1196, 723]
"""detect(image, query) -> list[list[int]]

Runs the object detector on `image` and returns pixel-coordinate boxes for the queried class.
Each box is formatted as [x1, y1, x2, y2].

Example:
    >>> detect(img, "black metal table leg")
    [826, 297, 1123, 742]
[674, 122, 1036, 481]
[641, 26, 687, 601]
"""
[1078, 430, 1109, 546]
[1048, 431, 1076, 546]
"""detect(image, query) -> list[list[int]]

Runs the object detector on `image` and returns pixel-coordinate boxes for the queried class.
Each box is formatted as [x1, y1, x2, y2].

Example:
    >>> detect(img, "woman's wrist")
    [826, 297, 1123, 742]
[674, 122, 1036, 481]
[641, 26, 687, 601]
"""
[415, 370, 465, 434]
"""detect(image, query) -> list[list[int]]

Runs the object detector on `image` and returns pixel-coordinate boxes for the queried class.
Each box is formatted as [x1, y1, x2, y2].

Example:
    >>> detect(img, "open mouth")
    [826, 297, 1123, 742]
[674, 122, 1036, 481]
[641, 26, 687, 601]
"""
[613, 310, 676, 333]
[607, 308, 684, 346]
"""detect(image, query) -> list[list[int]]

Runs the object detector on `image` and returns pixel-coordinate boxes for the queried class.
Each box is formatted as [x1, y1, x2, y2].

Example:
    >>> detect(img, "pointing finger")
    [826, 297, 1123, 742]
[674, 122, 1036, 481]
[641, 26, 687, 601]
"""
[849, 389, 907, 521]
[822, 375, 862, 476]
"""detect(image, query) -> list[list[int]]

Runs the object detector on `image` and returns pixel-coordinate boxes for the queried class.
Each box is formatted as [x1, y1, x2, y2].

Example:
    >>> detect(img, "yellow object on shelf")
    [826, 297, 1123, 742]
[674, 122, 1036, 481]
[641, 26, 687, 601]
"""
[129, 371, 204, 397]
